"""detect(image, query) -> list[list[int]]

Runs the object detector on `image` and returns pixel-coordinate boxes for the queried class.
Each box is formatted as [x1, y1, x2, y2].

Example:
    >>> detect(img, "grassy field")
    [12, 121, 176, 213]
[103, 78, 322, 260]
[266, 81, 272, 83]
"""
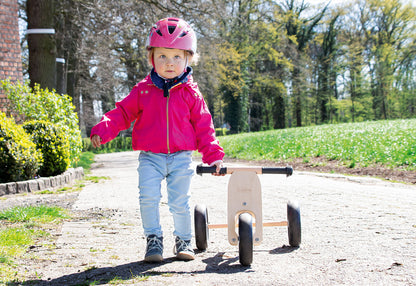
[219, 119, 416, 170]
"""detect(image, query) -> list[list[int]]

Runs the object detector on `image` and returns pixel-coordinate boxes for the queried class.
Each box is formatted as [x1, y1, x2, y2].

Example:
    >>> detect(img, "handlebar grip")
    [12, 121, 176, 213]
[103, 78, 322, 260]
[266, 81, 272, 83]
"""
[196, 165, 227, 175]
[262, 167, 293, 176]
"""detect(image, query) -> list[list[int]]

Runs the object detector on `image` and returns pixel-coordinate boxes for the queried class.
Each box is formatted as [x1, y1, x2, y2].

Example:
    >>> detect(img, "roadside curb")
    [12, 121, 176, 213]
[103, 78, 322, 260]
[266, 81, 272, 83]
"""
[0, 167, 84, 197]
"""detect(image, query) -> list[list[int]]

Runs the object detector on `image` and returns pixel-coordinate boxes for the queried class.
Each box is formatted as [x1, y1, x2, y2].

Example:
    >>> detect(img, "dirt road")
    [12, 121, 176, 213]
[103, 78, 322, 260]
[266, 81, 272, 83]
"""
[24, 151, 416, 285]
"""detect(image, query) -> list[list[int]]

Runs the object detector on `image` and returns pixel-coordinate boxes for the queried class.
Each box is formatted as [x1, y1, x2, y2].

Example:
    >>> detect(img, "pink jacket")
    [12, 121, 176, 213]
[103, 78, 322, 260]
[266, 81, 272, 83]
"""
[90, 73, 224, 165]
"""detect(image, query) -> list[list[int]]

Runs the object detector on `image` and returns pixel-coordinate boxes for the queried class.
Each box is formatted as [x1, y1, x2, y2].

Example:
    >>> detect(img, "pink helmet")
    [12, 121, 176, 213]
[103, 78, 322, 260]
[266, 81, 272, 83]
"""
[146, 18, 197, 54]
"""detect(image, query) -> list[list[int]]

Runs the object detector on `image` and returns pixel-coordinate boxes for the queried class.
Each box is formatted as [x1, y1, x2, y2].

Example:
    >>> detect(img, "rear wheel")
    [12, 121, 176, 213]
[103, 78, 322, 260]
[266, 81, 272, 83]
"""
[287, 201, 301, 247]
[194, 204, 209, 250]
[238, 213, 253, 266]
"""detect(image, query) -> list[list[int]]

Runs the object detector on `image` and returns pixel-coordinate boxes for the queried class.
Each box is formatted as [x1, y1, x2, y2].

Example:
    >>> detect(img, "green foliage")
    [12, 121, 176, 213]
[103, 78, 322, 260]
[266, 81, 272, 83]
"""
[0, 80, 82, 165]
[23, 120, 71, 177]
[218, 44, 247, 134]
[220, 119, 416, 170]
[0, 205, 69, 224]
[0, 112, 42, 183]
[82, 136, 132, 153]
[215, 128, 229, 136]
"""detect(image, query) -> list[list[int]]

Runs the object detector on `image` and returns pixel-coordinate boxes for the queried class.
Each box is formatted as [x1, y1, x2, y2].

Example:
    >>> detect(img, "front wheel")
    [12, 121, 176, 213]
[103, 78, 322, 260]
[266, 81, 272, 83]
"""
[287, 201, 301, 247]
[194, 204, 209, 250]
[238, 213, 253, 266]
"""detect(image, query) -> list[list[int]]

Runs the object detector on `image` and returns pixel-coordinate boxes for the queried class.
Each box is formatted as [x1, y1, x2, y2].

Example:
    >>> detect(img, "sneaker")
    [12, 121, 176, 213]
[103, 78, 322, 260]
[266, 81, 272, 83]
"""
[174, 236, 195, 260]
[144, 235, 163, 263]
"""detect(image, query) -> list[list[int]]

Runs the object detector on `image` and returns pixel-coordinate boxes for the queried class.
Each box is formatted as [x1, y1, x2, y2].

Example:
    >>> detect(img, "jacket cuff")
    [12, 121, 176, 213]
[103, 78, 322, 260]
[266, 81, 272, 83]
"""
[209, 160, 223, 167]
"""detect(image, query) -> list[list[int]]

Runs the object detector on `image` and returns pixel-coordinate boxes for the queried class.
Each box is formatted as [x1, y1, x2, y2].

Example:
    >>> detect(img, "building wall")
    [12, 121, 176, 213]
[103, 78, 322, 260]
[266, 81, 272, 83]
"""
[0, 0, 23, 112]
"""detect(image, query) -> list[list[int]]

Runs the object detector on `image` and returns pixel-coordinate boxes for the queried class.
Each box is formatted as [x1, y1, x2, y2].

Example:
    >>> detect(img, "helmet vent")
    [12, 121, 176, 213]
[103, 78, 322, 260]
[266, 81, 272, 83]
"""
[168, 25, 176, 34]
[156, 30, 163, 36]
[179, 32, 187, 38]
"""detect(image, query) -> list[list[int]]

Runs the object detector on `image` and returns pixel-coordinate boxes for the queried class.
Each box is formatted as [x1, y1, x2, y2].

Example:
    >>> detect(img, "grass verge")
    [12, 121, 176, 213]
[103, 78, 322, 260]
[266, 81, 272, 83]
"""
[0, 205, 70, 284]
[73, 151, 95, 174]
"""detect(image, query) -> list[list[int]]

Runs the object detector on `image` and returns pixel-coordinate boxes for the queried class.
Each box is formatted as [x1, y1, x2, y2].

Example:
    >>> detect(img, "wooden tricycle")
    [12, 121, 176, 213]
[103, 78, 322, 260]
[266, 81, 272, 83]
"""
[194, 165, 301, 266]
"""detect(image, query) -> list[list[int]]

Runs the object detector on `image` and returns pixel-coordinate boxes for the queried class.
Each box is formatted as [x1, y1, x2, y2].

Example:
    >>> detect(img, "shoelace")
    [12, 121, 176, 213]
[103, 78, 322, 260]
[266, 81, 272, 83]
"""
[173, 238, 192, 254]
[147, 236, 163, 251]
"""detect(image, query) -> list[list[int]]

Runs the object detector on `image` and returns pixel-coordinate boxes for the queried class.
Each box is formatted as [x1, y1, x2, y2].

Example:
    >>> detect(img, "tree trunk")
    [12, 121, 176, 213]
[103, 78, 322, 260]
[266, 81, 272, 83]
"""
[293, 67, 302, 127]
[27, 0, 56, 91]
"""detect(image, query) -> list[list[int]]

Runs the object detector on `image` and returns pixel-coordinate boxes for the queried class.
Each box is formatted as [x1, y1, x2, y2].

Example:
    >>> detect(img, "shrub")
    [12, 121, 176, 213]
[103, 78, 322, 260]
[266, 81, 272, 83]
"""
[82, 136, 132, 153]
[0, 80, 82, 165]
[215, 128, 229, 136]
[23, 120, 70, 177]
[0, 112, 42, 183]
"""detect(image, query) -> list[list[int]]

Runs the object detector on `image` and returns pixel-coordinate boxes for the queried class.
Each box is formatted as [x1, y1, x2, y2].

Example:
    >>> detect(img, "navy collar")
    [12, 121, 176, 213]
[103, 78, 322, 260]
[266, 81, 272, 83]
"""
[150, 67, 193, 97]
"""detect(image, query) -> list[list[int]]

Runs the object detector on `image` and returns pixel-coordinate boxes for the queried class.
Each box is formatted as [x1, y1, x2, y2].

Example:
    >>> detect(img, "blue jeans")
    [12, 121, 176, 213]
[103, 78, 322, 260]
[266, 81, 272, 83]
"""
[138, 151, 194, 240]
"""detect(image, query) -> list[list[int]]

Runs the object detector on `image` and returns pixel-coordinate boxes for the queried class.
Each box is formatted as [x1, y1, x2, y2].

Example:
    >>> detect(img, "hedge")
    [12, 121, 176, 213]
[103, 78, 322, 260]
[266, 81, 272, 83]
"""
[0, 112, 42, 183]
[23, 120, 71, 177]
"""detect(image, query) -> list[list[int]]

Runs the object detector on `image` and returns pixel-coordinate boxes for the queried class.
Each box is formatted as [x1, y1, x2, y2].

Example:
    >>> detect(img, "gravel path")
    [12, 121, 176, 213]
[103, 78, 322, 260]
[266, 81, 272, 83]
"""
[16, 151, 416, 285]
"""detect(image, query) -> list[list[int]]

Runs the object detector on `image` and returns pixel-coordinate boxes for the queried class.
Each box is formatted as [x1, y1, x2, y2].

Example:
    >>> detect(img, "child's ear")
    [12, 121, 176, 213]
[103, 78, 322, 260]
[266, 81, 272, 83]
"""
[147, 49, 154, 67]
[188, 52, 199, 66]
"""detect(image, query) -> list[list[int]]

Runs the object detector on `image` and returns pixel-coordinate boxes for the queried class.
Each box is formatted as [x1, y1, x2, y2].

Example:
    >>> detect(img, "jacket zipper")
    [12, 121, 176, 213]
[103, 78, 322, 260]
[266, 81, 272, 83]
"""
[165, 83, 182, 154]
[166, 93, 170, 153]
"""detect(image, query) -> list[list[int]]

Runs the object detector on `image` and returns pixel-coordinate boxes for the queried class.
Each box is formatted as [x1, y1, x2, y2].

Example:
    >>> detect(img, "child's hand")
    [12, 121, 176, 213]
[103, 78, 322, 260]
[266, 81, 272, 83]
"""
[91, 134, 102, 148]
[211, 160, 225, 176]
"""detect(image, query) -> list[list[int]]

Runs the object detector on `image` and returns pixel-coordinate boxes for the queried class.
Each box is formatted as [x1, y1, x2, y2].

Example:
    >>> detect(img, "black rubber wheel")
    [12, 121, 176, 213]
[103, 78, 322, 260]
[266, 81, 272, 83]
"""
[238, 213, 253, 266]
[194, 204, 209, 250]
[287, 201, 301, 247]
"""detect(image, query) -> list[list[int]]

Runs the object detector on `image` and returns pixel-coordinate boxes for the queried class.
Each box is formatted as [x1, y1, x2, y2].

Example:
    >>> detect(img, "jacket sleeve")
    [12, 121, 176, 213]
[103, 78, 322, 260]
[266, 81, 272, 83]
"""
[90, 86, 140, 144]
[188, 86, 224, 165]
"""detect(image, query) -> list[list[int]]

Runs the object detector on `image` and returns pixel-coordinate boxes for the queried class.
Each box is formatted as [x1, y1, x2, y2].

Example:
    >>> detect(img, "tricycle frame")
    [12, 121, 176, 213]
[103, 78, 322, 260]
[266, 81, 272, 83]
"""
[195, 165, 301, 266]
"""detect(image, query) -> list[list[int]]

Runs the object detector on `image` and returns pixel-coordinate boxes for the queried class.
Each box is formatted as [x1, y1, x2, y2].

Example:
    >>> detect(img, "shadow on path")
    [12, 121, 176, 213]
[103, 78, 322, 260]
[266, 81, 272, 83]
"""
[16, 246, 299, 286]
[16, 252, 255, 286]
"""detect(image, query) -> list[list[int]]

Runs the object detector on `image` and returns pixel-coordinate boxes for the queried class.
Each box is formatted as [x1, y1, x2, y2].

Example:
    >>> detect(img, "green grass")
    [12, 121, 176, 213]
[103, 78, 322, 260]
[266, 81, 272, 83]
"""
[0, 205, 69, 224]
[0, 205, 70, 284]
[84, 176, 111, 183]
[73, 151, 95, 173]
[219, 119, 416, 170]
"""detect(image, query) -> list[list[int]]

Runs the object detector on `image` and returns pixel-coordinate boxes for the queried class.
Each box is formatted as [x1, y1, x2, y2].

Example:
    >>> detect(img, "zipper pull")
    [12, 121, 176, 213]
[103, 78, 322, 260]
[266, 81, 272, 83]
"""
[163, 81, 169, 97]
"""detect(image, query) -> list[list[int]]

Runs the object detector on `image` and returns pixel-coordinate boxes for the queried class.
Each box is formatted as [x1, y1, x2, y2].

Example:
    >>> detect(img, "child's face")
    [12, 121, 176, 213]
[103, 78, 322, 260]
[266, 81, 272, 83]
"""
[153, 47, 187, 79]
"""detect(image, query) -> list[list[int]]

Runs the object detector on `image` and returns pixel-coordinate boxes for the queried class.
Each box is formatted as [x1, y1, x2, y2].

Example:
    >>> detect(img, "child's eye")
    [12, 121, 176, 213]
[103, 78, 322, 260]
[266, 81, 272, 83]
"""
[160, 55, 166, 59]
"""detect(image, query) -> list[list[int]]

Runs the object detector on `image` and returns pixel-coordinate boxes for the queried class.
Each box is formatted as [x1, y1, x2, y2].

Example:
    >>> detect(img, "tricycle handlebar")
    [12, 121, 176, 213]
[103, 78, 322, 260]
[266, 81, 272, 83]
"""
[196, 165, 293, 177]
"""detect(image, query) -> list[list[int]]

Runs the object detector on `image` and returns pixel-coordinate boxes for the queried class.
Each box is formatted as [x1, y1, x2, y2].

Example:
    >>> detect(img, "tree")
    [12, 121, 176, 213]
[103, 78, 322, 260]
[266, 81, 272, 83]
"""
[340, 1, 373, 122]
[218, 44, 246, 133]
[280, 0, 328, 127]
[314, 11, 341, 124]
[26, 0, 56, 90]
[249, 16, 290, 130]
[363, 0, 415, 119]
[17, 0, 416, 135]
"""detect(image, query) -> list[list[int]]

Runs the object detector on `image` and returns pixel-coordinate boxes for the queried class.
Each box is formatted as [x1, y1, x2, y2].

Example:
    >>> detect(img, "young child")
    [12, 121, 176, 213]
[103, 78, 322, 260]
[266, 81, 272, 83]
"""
[90, 17, 224, 262]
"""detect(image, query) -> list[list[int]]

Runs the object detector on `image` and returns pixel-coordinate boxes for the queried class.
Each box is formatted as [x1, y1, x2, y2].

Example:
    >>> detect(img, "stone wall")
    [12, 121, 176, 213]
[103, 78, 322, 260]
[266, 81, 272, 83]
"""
[0, 167, 84, 197]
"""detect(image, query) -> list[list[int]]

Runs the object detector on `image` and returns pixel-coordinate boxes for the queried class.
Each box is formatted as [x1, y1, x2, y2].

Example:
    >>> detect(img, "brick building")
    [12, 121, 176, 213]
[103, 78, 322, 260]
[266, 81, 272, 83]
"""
[0, 0, 23, 112]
